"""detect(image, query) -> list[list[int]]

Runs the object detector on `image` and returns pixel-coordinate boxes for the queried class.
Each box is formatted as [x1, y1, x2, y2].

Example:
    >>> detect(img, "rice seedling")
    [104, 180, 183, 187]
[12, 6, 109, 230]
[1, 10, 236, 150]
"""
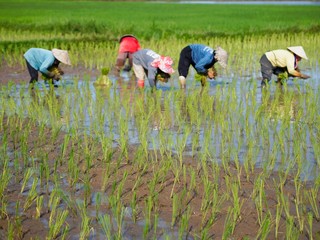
[35, 195, 43, 219]
[143, 195, 153, 238]
[256, 214, 271, 240]
[130, 191, 138, 223]
[307, 211, 314, 240]
[178, 205, 191, 239]
[306, 187, 320, 221]
[222, 207, 236, 240]
[48, 197, 69, 239]
[7, 221, 14, 240]
[99, 214, 112, 239]
[171, 194, 179, 228]
[77, 201, 93, 240]
[286, 215, 300, 240]
[293, 176, 305, 233]
[23, 177, 38, 212]
[275, 197, 283, 239]
[253, 175, 269, 227]
[20, 168, 33, 194]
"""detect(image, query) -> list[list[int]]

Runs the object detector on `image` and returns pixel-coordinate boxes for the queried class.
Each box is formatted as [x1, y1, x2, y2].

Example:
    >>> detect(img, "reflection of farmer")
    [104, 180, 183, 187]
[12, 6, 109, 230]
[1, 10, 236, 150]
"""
[260, 46, 310, 87]
[262, 88, 297, 121]
[132, 49, 174, 89]
[178, 44, 228, 88]
[24, 48, 71, 85]
[115, 34, 141, 73]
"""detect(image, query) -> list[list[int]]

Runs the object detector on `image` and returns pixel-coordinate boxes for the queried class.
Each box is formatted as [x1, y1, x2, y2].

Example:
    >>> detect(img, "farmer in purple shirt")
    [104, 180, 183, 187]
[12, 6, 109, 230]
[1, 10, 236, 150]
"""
[24, 48, 71, 85]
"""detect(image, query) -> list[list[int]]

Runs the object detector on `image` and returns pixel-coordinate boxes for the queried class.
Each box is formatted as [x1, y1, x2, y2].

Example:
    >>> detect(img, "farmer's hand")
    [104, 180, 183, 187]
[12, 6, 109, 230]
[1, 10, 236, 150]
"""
[300, 73, 310, 79]
[207, 67, 217, 79]
[57, 67, 64, 75]
[47, 72, 61, 80]
[53, 74, 61, 80]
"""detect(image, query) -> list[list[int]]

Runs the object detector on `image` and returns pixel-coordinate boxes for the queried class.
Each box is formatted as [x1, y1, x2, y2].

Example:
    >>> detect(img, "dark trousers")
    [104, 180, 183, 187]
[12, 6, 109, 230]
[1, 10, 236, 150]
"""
[178, 46, 195, 77]
[116, 52, 133, 71]
[26, 60, 38, 83]
[260, 54, 287, 83]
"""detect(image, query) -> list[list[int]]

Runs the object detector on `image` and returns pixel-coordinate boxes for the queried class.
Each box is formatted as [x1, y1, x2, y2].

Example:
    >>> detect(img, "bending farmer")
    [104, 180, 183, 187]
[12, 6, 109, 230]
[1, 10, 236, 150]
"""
[132, 49, 174, 89]
[24, 48, 71, 85]
[178, 44, 228, 88]
[260, 46, 310, 87]
[115, 34, 141, 73]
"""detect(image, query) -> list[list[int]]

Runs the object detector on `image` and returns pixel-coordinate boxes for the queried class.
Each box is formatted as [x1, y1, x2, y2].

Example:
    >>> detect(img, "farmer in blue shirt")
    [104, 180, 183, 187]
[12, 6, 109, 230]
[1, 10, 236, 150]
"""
[24, 48, 71, 85]
[178, 44, 228, 88]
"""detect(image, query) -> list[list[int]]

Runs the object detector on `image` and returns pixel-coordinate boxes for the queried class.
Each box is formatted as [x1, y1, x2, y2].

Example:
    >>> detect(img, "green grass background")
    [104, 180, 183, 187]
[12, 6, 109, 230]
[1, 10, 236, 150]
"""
[0, 1, 319, 40]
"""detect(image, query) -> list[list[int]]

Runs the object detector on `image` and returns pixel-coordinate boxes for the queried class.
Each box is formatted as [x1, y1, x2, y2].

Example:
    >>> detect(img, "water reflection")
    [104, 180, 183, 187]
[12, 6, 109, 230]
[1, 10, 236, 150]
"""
[261, 86, 298, 122]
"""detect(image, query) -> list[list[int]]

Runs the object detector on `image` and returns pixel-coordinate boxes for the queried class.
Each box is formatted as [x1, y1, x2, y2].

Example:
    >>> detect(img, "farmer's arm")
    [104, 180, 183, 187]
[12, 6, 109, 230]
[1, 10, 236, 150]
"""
[287, 59, 310, 79]
[147, 67, 157, 88]
[39, 57, 55, 76]
[194, 54, 212, 74]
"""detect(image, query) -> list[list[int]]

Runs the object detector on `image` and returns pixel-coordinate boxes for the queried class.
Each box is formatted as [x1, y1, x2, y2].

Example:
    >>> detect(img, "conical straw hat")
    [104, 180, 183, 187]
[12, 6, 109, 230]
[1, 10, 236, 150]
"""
[287, 46, 308, 60]
[52, 49, 72, 65]
[215, 46, 228, 68]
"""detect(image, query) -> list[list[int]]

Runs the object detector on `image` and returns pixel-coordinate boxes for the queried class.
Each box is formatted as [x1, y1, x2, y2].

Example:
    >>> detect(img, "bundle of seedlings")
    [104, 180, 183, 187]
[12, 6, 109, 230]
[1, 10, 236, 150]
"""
[195, 67, 217, 86]
[41, 65, 64, 84]
[93, 67, 112, 86]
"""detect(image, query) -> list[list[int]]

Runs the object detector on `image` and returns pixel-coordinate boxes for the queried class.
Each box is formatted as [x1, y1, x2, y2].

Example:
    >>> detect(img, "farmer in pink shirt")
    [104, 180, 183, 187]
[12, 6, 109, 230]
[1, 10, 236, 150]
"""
[115, 34, 141, 73]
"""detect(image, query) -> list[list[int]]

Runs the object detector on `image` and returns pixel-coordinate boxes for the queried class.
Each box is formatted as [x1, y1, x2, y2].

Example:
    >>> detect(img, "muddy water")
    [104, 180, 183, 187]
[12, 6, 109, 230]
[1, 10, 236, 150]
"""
[61, 72, 315, 183]
[1, 66, 320, 239]
[4, 65, 320, 182]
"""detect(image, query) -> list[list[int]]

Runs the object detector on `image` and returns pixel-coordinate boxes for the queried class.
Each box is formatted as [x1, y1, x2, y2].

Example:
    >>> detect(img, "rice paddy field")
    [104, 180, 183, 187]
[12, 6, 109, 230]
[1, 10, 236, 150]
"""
[0, 0, 320, 239]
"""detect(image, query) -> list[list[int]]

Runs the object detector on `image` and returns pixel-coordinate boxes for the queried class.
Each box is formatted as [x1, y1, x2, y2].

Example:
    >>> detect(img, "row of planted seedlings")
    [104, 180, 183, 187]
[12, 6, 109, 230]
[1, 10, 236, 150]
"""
[1, 75, 320, 239]
[2, 32, 319, 80]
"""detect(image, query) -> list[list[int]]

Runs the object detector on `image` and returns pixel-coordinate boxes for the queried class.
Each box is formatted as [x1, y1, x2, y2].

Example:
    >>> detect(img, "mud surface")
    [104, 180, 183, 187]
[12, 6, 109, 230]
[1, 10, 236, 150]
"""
[0, 62, 100, 86]
[0, 116, 320, 239]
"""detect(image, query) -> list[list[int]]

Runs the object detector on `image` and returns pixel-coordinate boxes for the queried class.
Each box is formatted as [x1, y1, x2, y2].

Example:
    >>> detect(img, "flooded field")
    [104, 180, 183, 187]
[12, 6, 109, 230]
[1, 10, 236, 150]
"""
[1, 63, 319, 239]
[0, 1, 320, 237]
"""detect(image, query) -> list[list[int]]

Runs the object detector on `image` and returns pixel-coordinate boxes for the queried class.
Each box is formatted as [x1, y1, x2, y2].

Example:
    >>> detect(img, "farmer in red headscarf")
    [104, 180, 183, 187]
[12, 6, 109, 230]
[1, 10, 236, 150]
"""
[115, 34, 141, 73]
[132, 49, 174, 89]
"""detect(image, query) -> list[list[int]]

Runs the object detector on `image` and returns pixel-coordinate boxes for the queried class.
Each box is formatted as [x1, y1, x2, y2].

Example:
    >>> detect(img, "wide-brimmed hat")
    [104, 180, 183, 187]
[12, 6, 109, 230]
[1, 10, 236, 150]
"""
[287, 46, 308, 60]
[151, 56, 174, 74]
[119, 34, 138, 43]
[52, 49, 71, 65]
[215, 46, 228, 69]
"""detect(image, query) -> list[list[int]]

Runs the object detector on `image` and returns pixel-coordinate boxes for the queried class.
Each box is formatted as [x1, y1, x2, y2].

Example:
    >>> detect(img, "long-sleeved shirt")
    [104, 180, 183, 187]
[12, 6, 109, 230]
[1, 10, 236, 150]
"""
[265, 49, 297, 75]
[119, 37, 141, 53]
[133, 49, 160, 88]
[24, 48, 55, 75]
[190, 44, 216, 74]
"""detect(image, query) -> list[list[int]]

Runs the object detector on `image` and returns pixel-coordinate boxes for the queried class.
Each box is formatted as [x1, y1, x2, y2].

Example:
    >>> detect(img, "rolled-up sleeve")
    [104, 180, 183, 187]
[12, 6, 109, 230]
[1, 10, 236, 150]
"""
[286, 57, 296, 75]
[39, 57, 55, 75]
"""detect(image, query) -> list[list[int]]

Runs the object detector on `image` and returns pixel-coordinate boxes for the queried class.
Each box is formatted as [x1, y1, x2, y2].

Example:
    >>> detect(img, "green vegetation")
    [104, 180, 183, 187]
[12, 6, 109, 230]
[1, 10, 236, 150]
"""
[0, 1, 319, 40]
